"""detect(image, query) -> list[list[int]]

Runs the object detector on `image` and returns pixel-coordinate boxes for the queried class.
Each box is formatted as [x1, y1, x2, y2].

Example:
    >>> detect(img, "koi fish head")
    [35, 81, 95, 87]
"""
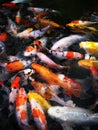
[79, 41, 97, 49]
[24, 45, 37, 57]
[11, 76, 21, 89]
[78, 59, 95, 69]
[33, 40, 43, 51]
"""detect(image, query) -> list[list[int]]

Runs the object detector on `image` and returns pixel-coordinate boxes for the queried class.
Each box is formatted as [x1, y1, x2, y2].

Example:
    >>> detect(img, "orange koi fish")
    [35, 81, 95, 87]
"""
[28, 92, 49, 130]
[31, 63, 83, 97]
[0, 32, 8, 42]
[39, 18, 64, 28]
[49, 50, 83, 60]
[15, 88, 34, 130]
[2, 2, 17, 8]
[15, 10, 21, 24]
[5, 60, 32, 73]
[33, 12, 49, 20]
[31, 80, 75, 106]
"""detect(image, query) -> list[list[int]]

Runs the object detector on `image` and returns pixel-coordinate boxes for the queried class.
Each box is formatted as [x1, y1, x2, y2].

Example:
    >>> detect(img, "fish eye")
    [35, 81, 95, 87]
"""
[56, 109, 60, 113]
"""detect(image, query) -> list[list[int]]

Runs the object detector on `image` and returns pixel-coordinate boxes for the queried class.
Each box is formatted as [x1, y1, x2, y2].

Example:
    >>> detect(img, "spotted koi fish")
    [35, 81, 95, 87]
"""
[49, 50, 83, 60]
[28, 91, 49, 130]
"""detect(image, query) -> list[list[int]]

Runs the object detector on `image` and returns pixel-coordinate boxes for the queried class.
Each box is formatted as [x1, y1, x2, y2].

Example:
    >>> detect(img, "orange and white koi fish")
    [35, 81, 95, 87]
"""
[5, 59, 32, 73]
[0, 32, 8, 42]
[37, 52, 67, 69]
[28, 92, 49, 130]
[9, 75, 21, 103]
[7, 17, 17, 35]
[15, 10, 21, 24]
[49, 50, 83, 60]
[27, 25, 50, 39]
[39, 18, 64, 28]
[31, 63, 83, 97]
[79, 41, 98, 58]
[66, 20, 98, 27]
[24, 37, 47, 57]
[31, 80, 75, 107]
[57, 74, 85, 98]
[16, 28, 33, 38]
[15, 88, 34, 130]
[51, 34, 85, 51]
[23, 45, 37, 57]
[33, 36, 47, 51]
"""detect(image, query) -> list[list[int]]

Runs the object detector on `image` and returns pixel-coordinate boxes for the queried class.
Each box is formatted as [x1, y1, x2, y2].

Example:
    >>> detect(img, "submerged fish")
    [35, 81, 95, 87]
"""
[31, 63, 83, 98]
[36, 52, 66, 69]
[48, 106, 98, 126]
[51, 34, 85, 51]
[28, 92, 49, 130]
[49, 50, 83, 60]
[79, 41, 98, 58]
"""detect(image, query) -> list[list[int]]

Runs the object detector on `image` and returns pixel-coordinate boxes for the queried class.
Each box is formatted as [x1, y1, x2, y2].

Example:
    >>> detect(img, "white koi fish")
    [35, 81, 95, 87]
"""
[27, 25, 50, 39]
[48, 106, 98, 126]
[37, 52, 67, 69]
[51, 34, 86, 51]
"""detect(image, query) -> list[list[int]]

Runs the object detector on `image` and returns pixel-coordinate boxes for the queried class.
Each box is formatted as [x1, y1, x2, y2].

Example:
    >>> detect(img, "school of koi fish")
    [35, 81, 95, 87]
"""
[0, 1, 98, 130]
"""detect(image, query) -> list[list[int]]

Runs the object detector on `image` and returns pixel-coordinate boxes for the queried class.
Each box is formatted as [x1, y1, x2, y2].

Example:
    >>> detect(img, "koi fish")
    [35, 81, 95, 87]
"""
[28, 92, 49, 130]
[39, 18, 64, 28]
[78, 59, 97, 69]
[27, 25, 50, 39]
[66, 20, 98, 27]
[23, 45, 37, 57]
[15, 10, 21, 24]
[33, 36, 47, 51]
[31, 63, 83, 97]
[15, 88, 34, 130]
[11, 0, 31, 3]
[31, 80, 75, 107]
[7, 17, 17, 35]
[36, 52, 67, 69]
[2, 2, 17, 8]
[79, 41, 98, 58]
[9, 75, 21, 103]
[27, 7, 59, 14]
[48, 106, 98, 126]
[28, 91, 51, 112]
[5, 59, 32, 73]
[16, 28, 33, 38]
[33, 12, 49, 21]
[0, 32, 8, 42]
[49, 50, 83, 60]
[51, 34, 85, 51]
